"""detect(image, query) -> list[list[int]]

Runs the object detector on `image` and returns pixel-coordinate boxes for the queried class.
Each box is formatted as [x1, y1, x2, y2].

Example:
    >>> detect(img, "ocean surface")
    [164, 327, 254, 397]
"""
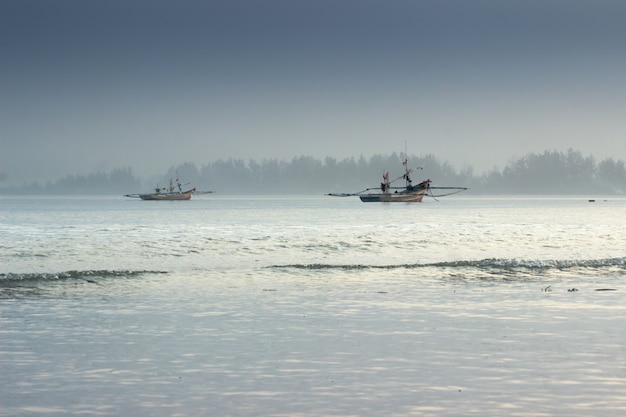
[1, 195, 625, 417]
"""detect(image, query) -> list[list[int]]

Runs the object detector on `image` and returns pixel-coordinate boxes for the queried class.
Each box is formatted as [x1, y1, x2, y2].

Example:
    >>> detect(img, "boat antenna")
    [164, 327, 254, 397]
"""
[403, 140, 412, 187]
[176, 172, 182, 192]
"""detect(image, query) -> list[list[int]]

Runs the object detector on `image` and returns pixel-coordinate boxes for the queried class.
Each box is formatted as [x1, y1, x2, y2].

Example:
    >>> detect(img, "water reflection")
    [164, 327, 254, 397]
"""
[2, 270, 624, 416]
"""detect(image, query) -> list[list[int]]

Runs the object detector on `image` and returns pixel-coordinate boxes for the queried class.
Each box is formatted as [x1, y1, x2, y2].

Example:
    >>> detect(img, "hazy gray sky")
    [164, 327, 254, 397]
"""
[2, 0, 625, 185]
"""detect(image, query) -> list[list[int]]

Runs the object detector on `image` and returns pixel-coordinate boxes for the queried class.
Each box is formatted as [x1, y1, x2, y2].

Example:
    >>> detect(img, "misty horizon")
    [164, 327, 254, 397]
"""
[2, 148, 624, 196]
[2, 1, 625, 186]
[1, 147, 624, 188]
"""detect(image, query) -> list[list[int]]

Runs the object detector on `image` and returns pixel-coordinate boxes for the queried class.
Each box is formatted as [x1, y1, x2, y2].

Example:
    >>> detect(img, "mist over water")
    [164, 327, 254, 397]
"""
[3, 2, 625, 413]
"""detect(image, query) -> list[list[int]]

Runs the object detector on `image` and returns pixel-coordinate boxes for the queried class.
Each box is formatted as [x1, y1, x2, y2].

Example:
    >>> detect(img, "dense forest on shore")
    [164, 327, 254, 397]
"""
[2, 149, 625, 195]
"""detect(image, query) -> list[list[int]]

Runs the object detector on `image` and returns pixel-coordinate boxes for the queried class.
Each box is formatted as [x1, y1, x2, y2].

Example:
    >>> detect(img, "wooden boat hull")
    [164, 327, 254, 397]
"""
[359, 188, 427, 203]
[139, 189, 195, 200]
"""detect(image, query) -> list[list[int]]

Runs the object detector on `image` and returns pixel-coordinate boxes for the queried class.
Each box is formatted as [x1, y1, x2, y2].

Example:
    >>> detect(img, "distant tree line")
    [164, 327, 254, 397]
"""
[1, 149, 624, 195]
[1, 167, 142, 195]
[475, 149, 625, 194]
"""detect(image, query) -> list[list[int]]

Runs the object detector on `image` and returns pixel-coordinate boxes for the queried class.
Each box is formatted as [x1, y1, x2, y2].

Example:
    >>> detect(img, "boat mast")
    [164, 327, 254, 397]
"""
[403, 141, 412, 188]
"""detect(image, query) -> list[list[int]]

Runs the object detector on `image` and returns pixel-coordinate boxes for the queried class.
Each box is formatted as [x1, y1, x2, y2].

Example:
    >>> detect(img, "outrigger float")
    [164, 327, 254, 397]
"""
[327, 158, 467, 203]
[124, 177, 213, 201]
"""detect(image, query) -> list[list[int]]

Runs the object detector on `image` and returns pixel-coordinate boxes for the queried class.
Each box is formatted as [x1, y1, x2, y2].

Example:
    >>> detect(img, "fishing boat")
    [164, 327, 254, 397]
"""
[327, 158, 467, 202]
[358, 177, 432, 202]
[125, 177, 199, 200]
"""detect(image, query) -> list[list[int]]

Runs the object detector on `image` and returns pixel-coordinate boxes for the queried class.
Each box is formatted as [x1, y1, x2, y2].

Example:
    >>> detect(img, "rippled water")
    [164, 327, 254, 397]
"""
[1, 195, 625, 416]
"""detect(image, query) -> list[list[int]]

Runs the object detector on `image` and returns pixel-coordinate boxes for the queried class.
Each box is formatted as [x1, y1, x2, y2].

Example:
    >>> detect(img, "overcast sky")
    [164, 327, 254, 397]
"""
[2, 0, 625, 185]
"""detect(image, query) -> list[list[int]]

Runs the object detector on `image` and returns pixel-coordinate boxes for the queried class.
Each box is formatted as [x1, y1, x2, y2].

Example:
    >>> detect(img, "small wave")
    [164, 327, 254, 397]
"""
[0, 270, 168, 285]
[431, 257, 626, 270]
[270, 257, 626, 271]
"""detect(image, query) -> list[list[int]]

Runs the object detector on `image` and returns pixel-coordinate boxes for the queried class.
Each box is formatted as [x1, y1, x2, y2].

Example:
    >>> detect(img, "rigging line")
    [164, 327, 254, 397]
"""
[428, 189, 467, 198]
[427, 186, 441, 202]
[388, 166, 422, 185]
[326, 187, 378, 197]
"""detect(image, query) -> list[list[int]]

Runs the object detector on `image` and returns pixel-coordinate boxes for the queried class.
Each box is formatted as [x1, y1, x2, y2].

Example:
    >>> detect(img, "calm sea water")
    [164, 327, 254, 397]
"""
[1, 195, 625, 416]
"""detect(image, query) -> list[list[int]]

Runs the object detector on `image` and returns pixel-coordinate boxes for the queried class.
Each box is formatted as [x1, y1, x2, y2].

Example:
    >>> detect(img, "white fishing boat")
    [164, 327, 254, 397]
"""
[328, 157, 466, 202]
[124, 177, 209, 200]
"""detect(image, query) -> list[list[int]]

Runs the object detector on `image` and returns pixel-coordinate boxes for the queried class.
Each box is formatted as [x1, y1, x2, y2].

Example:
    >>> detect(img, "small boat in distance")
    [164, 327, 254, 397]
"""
[357, 162, 431, 202]
[327, 158, 467, 202]
[125, 177, 210, 200]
